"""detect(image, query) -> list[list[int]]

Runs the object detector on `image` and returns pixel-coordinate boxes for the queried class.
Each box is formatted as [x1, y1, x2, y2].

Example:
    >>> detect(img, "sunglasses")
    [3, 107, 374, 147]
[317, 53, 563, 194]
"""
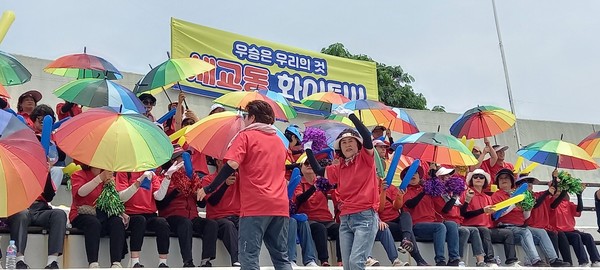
[472, 174, 486, 179]
[142, 100, 156, 106]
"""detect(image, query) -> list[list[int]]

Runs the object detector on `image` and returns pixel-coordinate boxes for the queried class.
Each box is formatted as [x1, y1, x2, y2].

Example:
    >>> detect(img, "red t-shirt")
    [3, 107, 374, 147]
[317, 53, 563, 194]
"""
[294, 179, 333, 222]
[157, 170, 202, 219]
[482, 160, 514, 182]
[325, 148, 379, 216]
[70, 170, 104, 222]
[378, 185, 401, 222]
[403, 184, 438, 224]
[550, 199, 580, 232]
[462, 190, 494, 228]
[115, 172, 160, 215]
[224, 129, 288, 217]
[526, 191, 551, 230]
[18, 112, 34, 129]
[201, 172, 241, 219]
[433, 196, 463, 224]
[491, 190, 524, 226]
[56, 103, 82, 120]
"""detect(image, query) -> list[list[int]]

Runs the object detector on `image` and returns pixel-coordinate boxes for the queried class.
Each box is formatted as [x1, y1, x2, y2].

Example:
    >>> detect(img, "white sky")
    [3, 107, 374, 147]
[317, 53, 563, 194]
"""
[3, 0, 600, 124]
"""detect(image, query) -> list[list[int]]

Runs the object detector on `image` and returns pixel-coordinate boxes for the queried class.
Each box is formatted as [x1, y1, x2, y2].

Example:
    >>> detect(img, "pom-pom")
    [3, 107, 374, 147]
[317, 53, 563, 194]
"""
[302, 127, 328, 152]
[95, 182, 125, 217]
[423, 177, 445, 196]
[518, 190, 535, 211]
[445, 176, 466, 195]
[557, 171, 584, 195]
[289, 200, 297, 215]
[315, 177, 333, 192]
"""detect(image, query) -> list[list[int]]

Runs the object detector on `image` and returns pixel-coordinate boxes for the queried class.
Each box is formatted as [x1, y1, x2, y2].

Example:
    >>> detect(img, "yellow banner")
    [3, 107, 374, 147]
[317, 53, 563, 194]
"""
[171, 18, 378, 115]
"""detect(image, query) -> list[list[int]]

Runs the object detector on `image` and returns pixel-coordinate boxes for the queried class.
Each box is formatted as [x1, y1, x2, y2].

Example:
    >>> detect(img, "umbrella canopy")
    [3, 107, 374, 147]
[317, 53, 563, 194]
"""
[0, 84, 9, 98]
[213, 91, 291, 122]
[301, 92, 350, 112]
[450, 105, 515, 139]
[53, 78, 145, 113]
[517, 140, 598, 170]
[183, 112, 244, 160]
[43, 53, 123, 80]
[333, 99, 397, 126]
[0, 109, 47, 217]
[133, 58, 215, 94]
[0, 51, 31, 86]
[257, 90, 297, 119]
[391, 132, 479, 166]
[54, 107, 173, 172]
[304, 119, 354, 147]
[578, 131, 600, 158]
[380, 107, 419, 134]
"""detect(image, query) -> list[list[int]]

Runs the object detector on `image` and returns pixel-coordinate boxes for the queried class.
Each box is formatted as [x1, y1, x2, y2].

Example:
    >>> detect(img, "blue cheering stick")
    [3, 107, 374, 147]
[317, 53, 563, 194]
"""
[156, 108, 177, 124]
[4, 108, 17, 116]
[288, 168, 301, 199]
[385, 145, 403, 187]
[140, 172, 152, 190]
[182, 152, 194, 179]
[40, 115, 53, 156]
[16, 114, 25, 124]
[492, 183, 528, 220]
[52, 116, 71, 130]
[399, 159, 421, 191]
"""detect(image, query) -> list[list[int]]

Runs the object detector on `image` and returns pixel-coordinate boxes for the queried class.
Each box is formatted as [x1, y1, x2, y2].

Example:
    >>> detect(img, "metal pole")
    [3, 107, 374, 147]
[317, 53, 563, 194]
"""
[492, 0, 523, 150]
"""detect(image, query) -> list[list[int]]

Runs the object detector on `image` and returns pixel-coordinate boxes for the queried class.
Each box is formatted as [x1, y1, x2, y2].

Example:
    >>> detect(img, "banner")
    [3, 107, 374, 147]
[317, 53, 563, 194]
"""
[171, 18, 378, 115]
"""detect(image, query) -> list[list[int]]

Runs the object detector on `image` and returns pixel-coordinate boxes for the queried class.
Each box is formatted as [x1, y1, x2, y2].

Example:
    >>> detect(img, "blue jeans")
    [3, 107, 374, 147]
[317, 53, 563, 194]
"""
[459, 226, 485, 259]
[414, 222, 460, 263]
[371, 226, 398, 263]
[239, 216, 292, 270]
[339, 209, 378, 270]
[288, 218, 317, 265]
[505, 226, 540, 265]
[528, 227, 559, 263]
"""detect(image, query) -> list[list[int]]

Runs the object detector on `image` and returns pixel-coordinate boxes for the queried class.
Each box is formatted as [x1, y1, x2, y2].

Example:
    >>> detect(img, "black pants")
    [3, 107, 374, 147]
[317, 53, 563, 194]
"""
[387, 212, 428, 264]
[216, 216, 239, 264]
[547, 230, 572, 265]
[309, 220, 341, 263]
[565, 230, 600, 264]
[71, 214, 126, 264]
[7, 206, 67, 256]
[192, 217, 218, 261]
[488, 228, 518, 265]
[166, 216, 194, 264]
[128, 214, 170, 254]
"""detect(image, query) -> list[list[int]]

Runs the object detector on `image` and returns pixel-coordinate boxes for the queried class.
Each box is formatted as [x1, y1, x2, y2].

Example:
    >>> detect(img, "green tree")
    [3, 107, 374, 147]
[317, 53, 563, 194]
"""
[321, 43, 428, 110]
[431, 105, 446, 112]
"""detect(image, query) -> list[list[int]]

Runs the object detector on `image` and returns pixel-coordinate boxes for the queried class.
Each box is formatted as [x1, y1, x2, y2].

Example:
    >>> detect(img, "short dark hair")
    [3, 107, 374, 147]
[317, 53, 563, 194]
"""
[30, 104, 56, 123]
[372, 125, 386, 132]
[245, 100, 274, 124]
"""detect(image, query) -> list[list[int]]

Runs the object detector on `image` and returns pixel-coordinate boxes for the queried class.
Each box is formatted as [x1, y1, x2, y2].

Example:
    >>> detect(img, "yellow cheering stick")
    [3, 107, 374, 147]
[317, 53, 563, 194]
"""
[467, 139, 475, 151]
[521, 162, 539, 174]
[513, 156, 524, 174]
[62, 162, 82, 175]
[0, 11, 15, 44]
[460, 136, 467, 146]
[491, 194, 525, 210]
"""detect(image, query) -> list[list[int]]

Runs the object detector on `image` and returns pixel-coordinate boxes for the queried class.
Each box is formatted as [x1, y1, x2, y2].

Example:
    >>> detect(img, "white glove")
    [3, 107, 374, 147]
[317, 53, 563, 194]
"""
[165, 161, 184, 178]
[303, 141, 313, 151]
[332, 106, 354, 117]
[142, 171, 154, 180]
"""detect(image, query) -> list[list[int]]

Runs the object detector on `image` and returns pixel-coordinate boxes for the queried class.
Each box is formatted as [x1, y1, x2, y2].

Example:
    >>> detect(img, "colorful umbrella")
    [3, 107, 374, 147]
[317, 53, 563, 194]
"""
[336, 99, 397, 126]
[275, 126, 290, 149]
[213, 91, 292, 122]
[257, 90, 297, 119]
[450, 105, 515, 139]
[304, 119, 354, 147]
[380, 107, 419, 134]
[578, 131, 600, 158]
[301, 92, 350, 112]
[133, 57, 215, 94]
[0, 51, 31, 86]
[0, 109, 47, 217]
[517, 140, 598, 170]
[54, 107, 173, 172]
[391, 132, 479, 166]
[183, 112, 244, 160]
[0, 84, 9, 98]
[53, 78, 145, 113]
[43, 50, 123, 80]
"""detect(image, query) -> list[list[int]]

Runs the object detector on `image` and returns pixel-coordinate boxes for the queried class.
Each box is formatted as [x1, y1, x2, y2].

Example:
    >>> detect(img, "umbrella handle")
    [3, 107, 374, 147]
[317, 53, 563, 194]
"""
[176, 82, 189, 110]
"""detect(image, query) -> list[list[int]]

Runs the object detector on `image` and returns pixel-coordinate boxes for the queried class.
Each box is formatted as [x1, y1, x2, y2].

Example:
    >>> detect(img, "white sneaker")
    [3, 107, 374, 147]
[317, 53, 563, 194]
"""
[89, 262, 99, 268]
[581, 263, 591, 267]
[592, 261, 600, 267]
[486, 262, 498, 267]
[306, 261, 319, 267]
[232, 262, 241, 267]
[291, 261, 298, 268]
[365, 257, 380, 267]
[392, 258, 409, 266]
[111, 262, 122, 268]
[507, 261, 521, 267]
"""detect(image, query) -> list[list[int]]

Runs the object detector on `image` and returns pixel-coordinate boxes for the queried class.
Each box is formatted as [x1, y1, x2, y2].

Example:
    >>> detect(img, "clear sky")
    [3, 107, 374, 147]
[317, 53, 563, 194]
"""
[3, 0, 600, 124]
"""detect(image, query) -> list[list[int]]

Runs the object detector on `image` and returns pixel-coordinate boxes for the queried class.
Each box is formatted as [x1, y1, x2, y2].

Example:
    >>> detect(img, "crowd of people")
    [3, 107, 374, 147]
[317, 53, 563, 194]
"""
[2, 90, 600, 270]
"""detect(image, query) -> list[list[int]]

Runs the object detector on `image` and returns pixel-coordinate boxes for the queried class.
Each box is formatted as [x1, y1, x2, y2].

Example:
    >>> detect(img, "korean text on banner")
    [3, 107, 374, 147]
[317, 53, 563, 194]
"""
[170, 18, 378, 115]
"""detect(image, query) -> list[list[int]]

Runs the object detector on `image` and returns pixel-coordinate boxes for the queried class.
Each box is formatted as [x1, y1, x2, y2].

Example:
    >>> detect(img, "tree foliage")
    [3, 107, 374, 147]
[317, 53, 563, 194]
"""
[321, 43, 428, 110]
[431, 105, 446, 112]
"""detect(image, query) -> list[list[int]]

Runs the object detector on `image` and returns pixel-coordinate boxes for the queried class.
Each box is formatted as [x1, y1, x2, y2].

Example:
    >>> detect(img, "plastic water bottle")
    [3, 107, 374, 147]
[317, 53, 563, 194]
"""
[5, 240, 17, 269]
[458, 261, 465, 267]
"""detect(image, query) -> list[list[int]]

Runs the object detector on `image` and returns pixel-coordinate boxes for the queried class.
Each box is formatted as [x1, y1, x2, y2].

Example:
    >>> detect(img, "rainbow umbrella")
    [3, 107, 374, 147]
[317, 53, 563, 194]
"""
[0, 84, 9, 98]
[133, 57, 215, 94]
[257, 90, 297, 119]
[0, 51, 31, 86]
[450, 105, 515, 139]
[335, 99, 397, 126]
[0, 109, 47, 217]
[391, 132, 478, 166]
[43, 49, 122, 80]
[54, 107, 173, 172]
[214, 91, 292, 122]
[301, 92, 350, 112]
[53, 78, 145, 113]
[517, 140, 598, 170]
[578, 131, 600, 158]
[304, 119, 354, 147]
[380, 107, 419, 134]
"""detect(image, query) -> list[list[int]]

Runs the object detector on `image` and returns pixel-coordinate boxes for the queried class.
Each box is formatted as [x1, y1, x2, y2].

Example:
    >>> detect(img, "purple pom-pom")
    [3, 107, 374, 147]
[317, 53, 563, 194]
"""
[445, 176, 466, 195]
[289, 200, 297, 215]
[302, 127, 328, 152]
[423, 178, 445, 196]
[315, 177, 333, 192]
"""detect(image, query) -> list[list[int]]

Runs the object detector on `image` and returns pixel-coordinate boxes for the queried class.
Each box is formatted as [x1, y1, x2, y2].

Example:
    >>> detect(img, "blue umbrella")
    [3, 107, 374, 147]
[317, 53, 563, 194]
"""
[53, 78, 145, 113]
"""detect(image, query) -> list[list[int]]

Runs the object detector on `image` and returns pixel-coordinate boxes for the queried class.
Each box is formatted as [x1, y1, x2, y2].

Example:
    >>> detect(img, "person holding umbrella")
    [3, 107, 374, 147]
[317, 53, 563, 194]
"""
[138, 93, 156, 122]
[56, 100, 82, 120]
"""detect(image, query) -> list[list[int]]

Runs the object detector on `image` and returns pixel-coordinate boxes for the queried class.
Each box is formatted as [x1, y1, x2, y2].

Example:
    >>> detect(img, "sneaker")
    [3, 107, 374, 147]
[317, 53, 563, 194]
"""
[447, 259, 461, 266]
[321, 262, 330, 267]
[581, 263, 591, 267]
[232, 262, 241, 267]
[306, 261, 319, 267]
[400, 238, 414, 253]
[507, 261, 521, 267]
[132, 262, 145, 268]
[158, 263, 169, 268]
[89, 262, 100, 268]
[16, 261, 29, 269]
[592, 262, 600, 267]
[45, 261, 59, 269]
[417, 261, 431, 266]
[475, 261, 487, 267]
[531, 260, 549, 267]
[183, 262, 195, 268]
[365, 257, 380, 266]
[291, 261, 299, 268]
[486, 262, 499, 267]
[111, 262, 122, 268]
[549, 259, 570, 267]
[392, 258, 409, 266]
[435, 261, 447, 266]
[200, 261, 212, 267]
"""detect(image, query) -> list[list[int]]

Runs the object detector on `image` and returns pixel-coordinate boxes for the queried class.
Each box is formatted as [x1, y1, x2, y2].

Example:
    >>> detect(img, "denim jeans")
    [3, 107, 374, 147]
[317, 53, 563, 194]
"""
[505, 226, 540, 265]
[239, 216, 292, 270]
[528, 227, 559, 263]
[414, 221, 460, 264]
[371, 226, 398, 263]
[459, 226, 485, 259]
[288, 218, 317, 265]
[339, 209, 378, 270]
